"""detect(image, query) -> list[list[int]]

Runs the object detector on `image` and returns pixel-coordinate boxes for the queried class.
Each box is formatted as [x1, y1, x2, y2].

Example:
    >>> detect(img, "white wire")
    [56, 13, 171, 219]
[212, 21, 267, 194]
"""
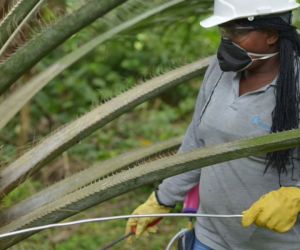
[165, 228, 189, 250]
[0, 213, 242, 238]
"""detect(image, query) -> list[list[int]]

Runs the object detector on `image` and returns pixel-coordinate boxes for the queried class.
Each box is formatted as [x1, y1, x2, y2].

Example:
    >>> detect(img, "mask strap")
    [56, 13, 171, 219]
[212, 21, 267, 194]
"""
[248, 52, 279, 60]
[232, 41, 279, 60]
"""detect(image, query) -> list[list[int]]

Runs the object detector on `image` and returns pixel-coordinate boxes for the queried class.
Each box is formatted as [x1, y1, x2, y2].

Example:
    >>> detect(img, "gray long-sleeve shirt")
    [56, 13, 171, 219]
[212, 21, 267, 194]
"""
[157, 57, 300, 250]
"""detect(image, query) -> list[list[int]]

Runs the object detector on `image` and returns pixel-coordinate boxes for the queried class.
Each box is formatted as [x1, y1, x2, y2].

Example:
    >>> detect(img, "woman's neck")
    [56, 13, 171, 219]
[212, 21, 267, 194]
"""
[243, 56, 279, 79]
[239, 56, 280, 96]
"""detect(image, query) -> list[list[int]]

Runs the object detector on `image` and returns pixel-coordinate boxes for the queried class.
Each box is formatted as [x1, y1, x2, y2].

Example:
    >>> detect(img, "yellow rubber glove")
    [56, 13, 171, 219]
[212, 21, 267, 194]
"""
[125, 192, 172, 237]
[242, 187, 300, 233]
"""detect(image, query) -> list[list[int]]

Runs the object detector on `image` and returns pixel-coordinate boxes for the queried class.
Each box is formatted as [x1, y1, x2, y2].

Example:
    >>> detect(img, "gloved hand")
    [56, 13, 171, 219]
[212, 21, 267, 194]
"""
[242, 187, 300, 233]
[125, 192, 172, 237]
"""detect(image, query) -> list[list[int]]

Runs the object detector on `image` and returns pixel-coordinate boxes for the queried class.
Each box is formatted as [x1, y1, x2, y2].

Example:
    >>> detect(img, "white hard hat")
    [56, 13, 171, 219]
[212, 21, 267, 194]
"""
[200, 0, 300, 28]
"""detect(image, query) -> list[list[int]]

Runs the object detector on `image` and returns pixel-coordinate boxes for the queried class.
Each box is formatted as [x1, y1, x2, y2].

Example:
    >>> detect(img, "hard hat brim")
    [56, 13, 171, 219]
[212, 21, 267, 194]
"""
[200, 3, 300, 28]
[200, 16, 232, 28]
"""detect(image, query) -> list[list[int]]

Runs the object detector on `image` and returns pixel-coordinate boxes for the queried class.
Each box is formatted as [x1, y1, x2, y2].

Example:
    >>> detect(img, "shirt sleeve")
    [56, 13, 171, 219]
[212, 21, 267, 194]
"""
[156, 57, 218, 207]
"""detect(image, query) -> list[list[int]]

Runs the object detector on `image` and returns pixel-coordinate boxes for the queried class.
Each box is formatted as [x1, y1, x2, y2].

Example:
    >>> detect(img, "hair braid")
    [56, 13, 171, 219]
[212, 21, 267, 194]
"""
[237, 14, 300, 176]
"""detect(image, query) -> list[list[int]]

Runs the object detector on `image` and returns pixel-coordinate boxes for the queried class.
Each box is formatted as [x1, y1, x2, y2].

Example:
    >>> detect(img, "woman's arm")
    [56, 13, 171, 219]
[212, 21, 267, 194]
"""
[156, 57, 221, 206]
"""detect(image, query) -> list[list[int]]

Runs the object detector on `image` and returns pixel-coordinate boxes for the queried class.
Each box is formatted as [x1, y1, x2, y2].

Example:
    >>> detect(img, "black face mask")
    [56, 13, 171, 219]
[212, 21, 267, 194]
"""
[217, 38, 278, 72]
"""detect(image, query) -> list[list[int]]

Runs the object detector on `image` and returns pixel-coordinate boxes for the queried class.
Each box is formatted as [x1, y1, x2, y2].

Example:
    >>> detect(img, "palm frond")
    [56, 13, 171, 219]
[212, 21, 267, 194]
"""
[0, 0, 187, 131]
[0, 136, 181, 225]
[0, 57, 211, 199]
[1, 128, 300, 249]
[0, 0, 129, 95]
[0, 0, 46, 58]
[0, 0, 41, 49]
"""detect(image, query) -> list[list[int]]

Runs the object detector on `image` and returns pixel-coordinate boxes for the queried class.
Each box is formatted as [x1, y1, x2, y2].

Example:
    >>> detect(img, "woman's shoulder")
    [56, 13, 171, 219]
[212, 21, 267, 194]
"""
[205, 55, 220, 76]
[203, 56, 222, 83]
[202, 55, 223, 89]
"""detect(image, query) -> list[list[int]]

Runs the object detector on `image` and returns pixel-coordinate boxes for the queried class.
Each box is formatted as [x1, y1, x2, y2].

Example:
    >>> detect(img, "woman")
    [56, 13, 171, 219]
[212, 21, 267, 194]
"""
[126, 1, 300, 249]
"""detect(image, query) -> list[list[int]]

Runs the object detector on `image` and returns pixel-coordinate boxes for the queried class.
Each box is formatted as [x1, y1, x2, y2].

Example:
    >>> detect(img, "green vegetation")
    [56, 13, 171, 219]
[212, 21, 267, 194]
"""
[1, 1, 300, 249]
[0, 1, 218, 249]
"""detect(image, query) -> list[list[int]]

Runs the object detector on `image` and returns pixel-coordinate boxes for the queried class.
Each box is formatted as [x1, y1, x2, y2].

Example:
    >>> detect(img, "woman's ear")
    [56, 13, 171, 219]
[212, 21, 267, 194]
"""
[266, 30, 279, 45]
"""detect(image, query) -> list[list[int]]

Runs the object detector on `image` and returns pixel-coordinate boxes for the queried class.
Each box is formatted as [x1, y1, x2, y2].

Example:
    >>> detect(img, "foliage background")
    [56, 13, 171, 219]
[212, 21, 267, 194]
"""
[2, 0, 299, 249]
[0, 1, 219, 248]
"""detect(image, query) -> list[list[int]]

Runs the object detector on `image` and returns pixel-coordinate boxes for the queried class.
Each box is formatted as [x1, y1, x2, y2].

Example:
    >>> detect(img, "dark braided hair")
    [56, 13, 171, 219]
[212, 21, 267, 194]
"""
[236, 13, 300, 178]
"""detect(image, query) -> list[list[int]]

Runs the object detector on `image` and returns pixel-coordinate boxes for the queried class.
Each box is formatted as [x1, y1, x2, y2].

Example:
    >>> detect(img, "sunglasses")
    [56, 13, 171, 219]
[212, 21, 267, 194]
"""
[218, 25, 256, 40]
